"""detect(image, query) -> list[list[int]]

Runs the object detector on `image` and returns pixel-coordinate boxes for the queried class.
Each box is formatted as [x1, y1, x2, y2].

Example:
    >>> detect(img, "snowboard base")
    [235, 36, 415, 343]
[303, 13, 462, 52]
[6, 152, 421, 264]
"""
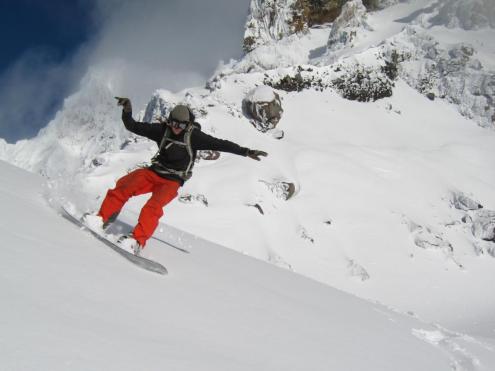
[61, 208, 168, 275]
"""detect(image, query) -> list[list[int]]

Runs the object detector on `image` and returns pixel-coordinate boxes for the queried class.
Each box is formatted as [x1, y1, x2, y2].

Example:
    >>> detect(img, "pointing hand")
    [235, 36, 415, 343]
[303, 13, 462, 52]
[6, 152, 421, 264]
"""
[114, 97, 132, 113]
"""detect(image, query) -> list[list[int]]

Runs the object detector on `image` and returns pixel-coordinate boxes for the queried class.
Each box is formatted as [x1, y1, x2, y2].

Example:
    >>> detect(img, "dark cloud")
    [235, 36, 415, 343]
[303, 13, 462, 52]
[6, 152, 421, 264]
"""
[0, 0, 249, 143]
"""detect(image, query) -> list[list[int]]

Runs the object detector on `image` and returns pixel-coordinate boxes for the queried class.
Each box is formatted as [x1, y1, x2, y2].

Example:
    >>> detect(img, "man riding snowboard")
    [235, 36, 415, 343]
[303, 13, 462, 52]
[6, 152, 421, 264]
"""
[87, 97, 267, 255]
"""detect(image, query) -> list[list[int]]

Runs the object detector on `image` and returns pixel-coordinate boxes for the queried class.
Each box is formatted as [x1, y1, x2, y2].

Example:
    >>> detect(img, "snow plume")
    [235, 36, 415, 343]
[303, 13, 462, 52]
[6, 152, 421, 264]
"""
[87, 0, 249, 106]
[0, 0, 248, 143]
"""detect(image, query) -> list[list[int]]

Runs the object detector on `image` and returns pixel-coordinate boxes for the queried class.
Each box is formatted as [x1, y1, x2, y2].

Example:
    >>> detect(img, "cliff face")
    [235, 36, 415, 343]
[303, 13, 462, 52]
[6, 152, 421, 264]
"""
[243, 0, 299, 53]
[243, 0, 400, 53]
[243, 0, 357, 53]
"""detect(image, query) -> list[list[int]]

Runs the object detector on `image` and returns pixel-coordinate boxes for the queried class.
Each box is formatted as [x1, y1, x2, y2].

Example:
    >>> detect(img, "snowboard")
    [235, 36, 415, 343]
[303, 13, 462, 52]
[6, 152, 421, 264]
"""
[60, 207, 168, 275]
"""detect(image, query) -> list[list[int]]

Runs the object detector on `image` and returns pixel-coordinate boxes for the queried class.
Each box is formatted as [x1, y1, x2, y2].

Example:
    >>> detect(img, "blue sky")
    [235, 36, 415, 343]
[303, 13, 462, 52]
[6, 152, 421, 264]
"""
[0, 0, 248, 143]
[0, 0, 95, 142]
[0, 0, 92, 72]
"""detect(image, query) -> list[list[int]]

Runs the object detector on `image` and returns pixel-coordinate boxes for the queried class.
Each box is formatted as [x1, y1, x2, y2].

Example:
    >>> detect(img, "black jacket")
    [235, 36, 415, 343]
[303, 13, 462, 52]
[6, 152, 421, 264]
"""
[122, 111, 248, 184]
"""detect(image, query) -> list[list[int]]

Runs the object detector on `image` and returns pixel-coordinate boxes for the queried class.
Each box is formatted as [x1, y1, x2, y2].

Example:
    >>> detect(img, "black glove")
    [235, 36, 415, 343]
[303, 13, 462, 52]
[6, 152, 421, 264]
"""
[114, 97, 132, 113]
[247, 149, 268, 161]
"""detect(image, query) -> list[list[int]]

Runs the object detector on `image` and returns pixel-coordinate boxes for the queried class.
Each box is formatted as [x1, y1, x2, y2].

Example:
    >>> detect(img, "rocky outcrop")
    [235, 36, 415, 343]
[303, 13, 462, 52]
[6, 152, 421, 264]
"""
[452, 192, 483, 211]
[142, 94, 171, 122]
[384, 26, 495, 128]
[327, 0, 372, 52]
[243, 0, 362, 53]
[471, 210, 495, 241]
[260, 179, 296, 200]
[263, 62, 394, 101]
[242, 85, 283, 132]
[243, 0, 300, 53]
[197, 150, 220, 161]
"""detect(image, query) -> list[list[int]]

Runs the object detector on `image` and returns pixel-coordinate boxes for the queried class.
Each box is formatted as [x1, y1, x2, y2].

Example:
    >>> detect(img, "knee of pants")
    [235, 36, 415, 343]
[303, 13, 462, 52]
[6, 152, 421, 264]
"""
[108, 185, 135, 201]
[144, 202, 165, 218]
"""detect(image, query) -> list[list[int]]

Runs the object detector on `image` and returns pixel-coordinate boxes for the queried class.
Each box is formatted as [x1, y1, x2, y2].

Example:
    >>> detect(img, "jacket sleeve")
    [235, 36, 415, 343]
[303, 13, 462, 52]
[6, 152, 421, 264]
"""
[121, 111, 164, 143]
[191, 130, 249, 156]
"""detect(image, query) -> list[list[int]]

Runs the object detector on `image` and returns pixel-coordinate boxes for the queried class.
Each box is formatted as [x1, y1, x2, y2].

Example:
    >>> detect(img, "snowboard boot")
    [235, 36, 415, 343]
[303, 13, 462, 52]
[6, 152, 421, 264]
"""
[117, 234, 142, 256]
[82, 213, 105, 232]
[83, 212, 119, 231]
[103, 211, 120, 230]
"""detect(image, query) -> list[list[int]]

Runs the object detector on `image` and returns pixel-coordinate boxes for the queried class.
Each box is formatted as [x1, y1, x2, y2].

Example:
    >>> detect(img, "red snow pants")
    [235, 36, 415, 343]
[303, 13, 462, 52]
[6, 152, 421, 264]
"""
[98, 168, 180, 247]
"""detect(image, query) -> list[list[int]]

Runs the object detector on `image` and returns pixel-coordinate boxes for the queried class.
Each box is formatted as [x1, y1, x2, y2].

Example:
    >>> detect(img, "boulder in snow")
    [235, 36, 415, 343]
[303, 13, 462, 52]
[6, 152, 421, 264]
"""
[260, 179, 296, 200]
[471, 210, 495, 241]
[197, 150, 220, 161]
[242, 86, 283, 132]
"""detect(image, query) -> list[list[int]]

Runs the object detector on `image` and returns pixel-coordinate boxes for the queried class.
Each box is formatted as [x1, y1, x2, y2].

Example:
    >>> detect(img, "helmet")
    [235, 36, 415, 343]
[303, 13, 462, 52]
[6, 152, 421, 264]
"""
[169, 104, 192, 123]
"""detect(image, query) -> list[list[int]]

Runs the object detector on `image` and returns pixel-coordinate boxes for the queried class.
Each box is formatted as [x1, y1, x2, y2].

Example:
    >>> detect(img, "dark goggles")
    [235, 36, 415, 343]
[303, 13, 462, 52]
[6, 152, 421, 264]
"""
[169, 120, 189, 129]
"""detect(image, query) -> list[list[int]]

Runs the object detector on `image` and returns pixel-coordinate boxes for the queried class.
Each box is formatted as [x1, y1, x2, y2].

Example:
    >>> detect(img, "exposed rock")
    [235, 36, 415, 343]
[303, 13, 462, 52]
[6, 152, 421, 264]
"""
[327, 0, 372, 52]
[91, 157, 104, 167]
[413, 228, 452, 251]
[243, 0, 351, 53]
[384, 26, 495, 128]
[299, 226, 315, 243]
[243, 0, 300, 53]
[265, 71, 318, 92]
[242, 0, 398, 53]
[292, 0, 345, 29]
[264, 63, 394, 101]
[271, 129, 285, 139]
[407, 220, 454, 253]
[452, 192, 483, 211]
[381, 50, 400, 81]
[260, 180, 296, 200]
[471, 210, 495, 241]
[248, 203, 265, 215]
[242, 86, 283, 132]
[143, 93, 171, 122]
[332, 64, 394, 102]
[197, 150, 221, 161]
[178, 194, 208, 207]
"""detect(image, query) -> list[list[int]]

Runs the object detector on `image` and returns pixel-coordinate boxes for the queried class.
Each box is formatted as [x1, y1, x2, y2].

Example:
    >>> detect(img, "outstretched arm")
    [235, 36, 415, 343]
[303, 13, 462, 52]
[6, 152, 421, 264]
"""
[115, 97, 164, 142]
[191, 130, 267, 160]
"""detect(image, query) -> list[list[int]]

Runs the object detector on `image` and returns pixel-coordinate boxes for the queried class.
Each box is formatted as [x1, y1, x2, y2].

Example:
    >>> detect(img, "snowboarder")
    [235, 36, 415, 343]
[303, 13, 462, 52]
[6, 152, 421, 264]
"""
[86, 97, 267, 255]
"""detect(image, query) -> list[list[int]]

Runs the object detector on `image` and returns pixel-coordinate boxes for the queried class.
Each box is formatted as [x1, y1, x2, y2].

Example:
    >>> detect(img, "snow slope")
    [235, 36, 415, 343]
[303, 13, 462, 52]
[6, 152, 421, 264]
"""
[1, 159, 495, 371]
